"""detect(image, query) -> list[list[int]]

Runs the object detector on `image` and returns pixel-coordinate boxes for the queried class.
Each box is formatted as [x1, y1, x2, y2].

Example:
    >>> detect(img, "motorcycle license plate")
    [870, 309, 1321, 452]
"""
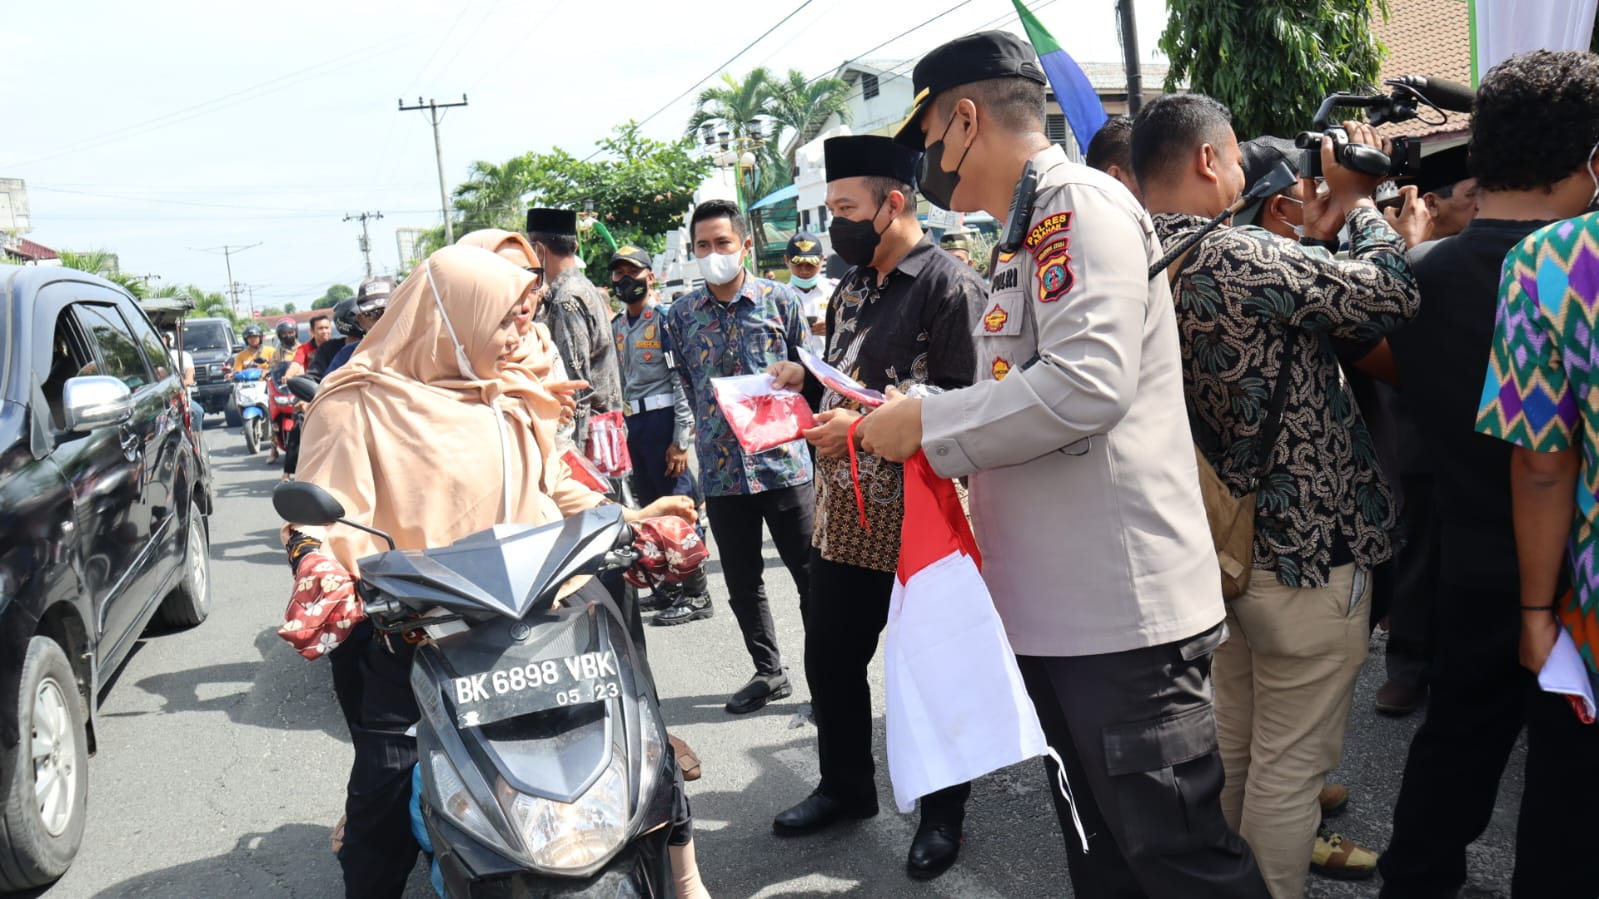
[449, 649, 622, 729]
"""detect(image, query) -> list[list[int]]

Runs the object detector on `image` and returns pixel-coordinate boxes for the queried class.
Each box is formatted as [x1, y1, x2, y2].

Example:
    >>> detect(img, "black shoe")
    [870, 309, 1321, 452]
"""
[907, 816, 963, 881]
[651, 593, 712, 626]
[639, 590, 676, 613]
[724, 672, 791, 714]
[772, 791, 878, 836]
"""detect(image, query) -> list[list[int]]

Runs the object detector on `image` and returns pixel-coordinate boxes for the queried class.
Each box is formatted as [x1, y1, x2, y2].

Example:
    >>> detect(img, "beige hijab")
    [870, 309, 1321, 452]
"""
[291, 244, 602, 573]
[455, 228, 562, 381]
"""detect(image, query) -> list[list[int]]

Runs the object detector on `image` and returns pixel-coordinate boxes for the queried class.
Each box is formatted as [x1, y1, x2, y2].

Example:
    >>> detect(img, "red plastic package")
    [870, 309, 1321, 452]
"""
[712, 374, 817, 454]
[561, 447, 612, 494]
[585, 410, 632, 476]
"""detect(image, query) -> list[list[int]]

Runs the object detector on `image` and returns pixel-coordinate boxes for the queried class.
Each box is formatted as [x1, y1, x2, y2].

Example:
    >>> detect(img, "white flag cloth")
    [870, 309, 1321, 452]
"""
[883, 452, 1049, 814]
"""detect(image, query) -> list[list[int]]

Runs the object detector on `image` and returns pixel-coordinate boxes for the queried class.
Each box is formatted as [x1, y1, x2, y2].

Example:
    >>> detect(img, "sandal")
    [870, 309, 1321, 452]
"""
[669, 734, 702, 781]
[330, 813, 346, 856]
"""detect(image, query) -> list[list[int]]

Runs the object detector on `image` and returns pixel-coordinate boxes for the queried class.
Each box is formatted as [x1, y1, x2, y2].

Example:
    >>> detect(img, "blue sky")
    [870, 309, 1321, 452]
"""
[4, 0, 1167, 310]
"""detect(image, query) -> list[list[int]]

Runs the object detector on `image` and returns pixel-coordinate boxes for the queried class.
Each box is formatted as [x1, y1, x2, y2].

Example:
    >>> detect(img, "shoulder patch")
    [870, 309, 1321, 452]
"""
[1025, 211, 1073, 253]
[1034, 238, 1075, 303]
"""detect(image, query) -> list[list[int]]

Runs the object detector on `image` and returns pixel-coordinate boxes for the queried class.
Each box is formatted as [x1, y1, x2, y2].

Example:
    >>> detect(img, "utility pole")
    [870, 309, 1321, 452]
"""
[189, 243, 261, 316]
[1117, 0, 1144, 115]
[398, 95, 467, 244]
[344, 211, 384, 278]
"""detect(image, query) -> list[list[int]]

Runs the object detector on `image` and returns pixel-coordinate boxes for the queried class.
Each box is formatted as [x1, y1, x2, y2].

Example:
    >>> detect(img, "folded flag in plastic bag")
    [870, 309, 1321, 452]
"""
[711, 374, 816, 454]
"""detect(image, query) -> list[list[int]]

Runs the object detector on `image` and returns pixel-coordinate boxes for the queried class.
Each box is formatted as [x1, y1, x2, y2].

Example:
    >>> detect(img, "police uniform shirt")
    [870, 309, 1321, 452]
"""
[919, 143, 1223, 658]
[612, 301, 693, 451]
[795, 278, 837, 355]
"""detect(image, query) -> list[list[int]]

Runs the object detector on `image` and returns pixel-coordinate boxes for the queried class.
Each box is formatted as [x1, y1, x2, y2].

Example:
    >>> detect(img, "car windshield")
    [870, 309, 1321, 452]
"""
[181, 321, 231, 352]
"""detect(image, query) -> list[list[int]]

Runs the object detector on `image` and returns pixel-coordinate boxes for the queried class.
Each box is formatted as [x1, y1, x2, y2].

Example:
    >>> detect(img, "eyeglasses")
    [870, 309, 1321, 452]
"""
[523, 266, 545, 288]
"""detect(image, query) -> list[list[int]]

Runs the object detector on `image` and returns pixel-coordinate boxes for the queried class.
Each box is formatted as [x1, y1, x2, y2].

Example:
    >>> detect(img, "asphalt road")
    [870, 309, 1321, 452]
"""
[24, 425, 1524, 899]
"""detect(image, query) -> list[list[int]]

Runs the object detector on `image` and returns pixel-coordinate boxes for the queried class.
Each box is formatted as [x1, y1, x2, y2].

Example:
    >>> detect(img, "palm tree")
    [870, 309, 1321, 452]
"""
[452, 154, 536, 233]
[686, 68, 775, 144]
[766, 69, 853, 163]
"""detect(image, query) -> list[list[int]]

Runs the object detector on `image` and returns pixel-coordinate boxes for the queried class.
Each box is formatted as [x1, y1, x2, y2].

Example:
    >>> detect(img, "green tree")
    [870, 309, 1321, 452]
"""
[452, 154, 538, 234]
[260, 306, 284, 318]
[284, 302, 297, 314]
[765, 68, 852, 164]
[59, 249, 148, 297]
[1160, 0, 1389, 139]
[311, 284, 354, 310]
[686, 68, 774, 144]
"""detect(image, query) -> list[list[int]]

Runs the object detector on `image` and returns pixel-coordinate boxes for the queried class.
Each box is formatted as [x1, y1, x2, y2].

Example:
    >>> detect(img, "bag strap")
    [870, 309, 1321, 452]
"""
[1166, 228, 1297, 490]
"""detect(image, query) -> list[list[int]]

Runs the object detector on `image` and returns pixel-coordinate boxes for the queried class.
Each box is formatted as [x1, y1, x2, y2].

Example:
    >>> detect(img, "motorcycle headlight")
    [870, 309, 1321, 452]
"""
[428, 750, 514, 855]
[635, 696, 667, 803]
[506, 752, 629, 870]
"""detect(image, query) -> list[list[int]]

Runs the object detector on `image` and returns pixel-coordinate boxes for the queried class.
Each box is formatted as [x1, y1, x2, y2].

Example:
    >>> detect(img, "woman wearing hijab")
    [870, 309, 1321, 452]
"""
[457, 228, 580, 426]
[285, 245, 708, 899]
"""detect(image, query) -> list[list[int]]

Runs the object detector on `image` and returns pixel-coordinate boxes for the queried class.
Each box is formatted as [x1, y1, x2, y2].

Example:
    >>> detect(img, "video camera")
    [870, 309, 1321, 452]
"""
[1294, 75, 1475, 178]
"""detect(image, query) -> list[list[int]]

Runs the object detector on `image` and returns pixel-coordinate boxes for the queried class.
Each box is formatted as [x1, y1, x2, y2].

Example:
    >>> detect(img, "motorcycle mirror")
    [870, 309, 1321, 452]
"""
[273, 481, 345, 526]
[286, 376, 319, 403]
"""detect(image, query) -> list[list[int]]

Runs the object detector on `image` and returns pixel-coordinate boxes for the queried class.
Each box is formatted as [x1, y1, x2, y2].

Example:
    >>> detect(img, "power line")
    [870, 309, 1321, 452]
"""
[189, 244, 262, 316]
[582, 0, 816, 161]
[400, 96, 470, 243]
[343, 211, 385, 278]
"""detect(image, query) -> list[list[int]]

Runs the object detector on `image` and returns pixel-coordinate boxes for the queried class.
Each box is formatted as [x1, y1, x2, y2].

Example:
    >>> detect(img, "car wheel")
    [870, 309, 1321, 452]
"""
[224, 396, 242, 429]
[244, 417, 260, 455]
[0, 638, 88, 891]
[158, 500, 211, 628]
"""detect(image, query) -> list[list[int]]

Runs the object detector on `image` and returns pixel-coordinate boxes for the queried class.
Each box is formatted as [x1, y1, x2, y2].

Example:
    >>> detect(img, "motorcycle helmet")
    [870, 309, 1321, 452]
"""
[242, 324, 264, 341]
[275, 318, 298, 345]
[333, 296, 364, 338]
[356, 276, 395, 317]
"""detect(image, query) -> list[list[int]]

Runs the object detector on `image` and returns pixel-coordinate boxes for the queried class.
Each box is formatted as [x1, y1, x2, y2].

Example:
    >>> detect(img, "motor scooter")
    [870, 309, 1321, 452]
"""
[265, 361, 300, 458]
[231, 367, 270, 455]
[272, 480, 680, 897]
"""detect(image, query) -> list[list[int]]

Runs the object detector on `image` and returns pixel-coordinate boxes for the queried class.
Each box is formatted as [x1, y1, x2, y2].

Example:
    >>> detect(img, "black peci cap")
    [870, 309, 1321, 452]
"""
[893, 31, 1046, 148]
[785, 232, 824, 264]
[824, 135, 921, 185]
[608, 244, 652, 270]
[526, 207, 577, 236]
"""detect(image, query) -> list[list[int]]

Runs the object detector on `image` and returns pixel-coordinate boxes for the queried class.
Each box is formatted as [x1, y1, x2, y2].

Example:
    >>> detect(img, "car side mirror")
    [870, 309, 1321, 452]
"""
[272, 481, 345, 526]
[61, 376, 134, 432]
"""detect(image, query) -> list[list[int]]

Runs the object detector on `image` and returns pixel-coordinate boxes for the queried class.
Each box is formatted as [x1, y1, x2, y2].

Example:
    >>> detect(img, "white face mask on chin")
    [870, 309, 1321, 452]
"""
[698, 249, 745, 285]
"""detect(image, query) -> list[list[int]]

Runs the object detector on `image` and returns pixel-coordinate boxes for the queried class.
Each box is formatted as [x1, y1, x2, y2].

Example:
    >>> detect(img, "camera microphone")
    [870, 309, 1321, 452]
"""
[1391, 75, 1476, 113]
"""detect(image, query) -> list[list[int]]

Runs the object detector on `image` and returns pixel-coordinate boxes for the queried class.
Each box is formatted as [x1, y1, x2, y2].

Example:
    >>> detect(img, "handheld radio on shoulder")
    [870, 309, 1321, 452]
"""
[994, 160, 1041, 258]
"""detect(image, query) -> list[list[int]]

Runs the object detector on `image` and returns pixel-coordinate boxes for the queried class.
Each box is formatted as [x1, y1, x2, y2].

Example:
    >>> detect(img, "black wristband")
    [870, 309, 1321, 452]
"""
[1520, 604, 1556, 612]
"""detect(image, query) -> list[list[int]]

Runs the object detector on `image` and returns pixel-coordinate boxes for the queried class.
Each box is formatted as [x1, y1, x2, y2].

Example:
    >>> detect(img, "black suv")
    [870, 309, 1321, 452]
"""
[178, 316, 236, 421]
[0, 265, 213, 891]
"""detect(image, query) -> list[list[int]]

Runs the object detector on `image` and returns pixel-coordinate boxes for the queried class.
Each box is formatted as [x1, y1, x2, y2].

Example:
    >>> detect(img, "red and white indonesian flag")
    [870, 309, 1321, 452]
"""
[884, 452, 1049, 813]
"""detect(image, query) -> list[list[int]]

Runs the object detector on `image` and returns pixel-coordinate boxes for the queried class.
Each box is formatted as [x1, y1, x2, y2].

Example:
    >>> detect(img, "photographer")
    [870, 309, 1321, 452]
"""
[1383, 49, 1599, 899]
[1135, 94, 1419, 898]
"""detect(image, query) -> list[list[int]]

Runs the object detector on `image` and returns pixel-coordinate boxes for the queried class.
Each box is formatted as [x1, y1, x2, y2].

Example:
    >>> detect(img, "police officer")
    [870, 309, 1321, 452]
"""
[785, 232, 834, 356]
[938, 229, 976, 267]
[609, 244, 713, 621]
[857, 31, 1270, 897]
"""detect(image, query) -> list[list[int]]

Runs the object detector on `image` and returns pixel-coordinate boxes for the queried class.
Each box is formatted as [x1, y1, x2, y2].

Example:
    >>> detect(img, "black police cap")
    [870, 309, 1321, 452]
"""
[786, 232, 824, 264]
[824, 135, 920, 185]
[526, 207, 577, 236]
[893, 31, 1046, 148]
[608, 244, 652, 270]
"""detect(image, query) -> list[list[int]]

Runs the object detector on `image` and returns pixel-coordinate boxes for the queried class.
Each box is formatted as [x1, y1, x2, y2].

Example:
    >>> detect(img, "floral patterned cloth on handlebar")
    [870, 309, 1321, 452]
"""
[278, 550, 365, 659]
[624, 517, 709, 588]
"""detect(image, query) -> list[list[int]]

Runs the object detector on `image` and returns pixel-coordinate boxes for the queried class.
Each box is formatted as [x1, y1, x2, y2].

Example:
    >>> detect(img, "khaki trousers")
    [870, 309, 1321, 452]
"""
[1214, 563, 1370, 899]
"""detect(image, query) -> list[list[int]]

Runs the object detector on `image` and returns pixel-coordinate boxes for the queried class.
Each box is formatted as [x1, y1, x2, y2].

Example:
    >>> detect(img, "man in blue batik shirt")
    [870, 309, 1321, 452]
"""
[664, 198, 814, 715]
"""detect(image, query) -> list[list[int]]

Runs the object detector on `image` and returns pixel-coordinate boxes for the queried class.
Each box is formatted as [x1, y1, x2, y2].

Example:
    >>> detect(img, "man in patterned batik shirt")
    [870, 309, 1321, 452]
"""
[766, 136, 982, 881]
[663, 199, 814, 716]
[1475, 210, 1599, 899]
[1136, 94, 1419, 897]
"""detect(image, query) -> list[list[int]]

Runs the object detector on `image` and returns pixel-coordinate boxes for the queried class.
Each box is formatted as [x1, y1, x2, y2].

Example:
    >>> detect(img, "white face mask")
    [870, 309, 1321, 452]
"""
[424, 259, 480, 380]
[698, 248, 745, 285]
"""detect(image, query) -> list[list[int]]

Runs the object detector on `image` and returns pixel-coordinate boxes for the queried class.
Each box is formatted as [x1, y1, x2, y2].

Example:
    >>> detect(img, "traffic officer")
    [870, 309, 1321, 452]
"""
[785, 232, 835, 355]
[608, 244, 713, 621]
[938, 229, 975, 267]
[857, 31, 1270, 898]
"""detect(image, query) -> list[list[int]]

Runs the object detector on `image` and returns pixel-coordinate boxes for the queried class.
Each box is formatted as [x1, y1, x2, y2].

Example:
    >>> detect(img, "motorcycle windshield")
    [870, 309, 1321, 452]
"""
[359, 506, 628, 620]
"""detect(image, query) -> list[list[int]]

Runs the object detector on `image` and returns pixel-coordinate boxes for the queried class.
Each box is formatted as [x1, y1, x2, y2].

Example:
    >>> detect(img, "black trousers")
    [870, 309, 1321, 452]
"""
[1380, 585, 1599, 898]
[339, 632, 421, 899]
[805, 553, 970, 817]
[703, 483, 814, 677]
[328, 619, 374, 739]
[1386, 473, 1439, 685]
[1016, 627, 1269, 899]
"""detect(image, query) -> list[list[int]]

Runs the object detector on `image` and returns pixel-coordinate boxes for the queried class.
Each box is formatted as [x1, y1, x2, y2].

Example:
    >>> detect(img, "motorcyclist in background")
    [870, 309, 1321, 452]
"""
[231, 324, 277, 372]
[323, 278, 394, 378]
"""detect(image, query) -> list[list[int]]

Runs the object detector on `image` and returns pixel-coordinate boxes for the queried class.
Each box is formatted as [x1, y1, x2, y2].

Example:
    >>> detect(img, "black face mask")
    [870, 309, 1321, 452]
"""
[828, 200, 889, 267]
[614, 276, 648, 305]
[916, 110, 972, 210]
